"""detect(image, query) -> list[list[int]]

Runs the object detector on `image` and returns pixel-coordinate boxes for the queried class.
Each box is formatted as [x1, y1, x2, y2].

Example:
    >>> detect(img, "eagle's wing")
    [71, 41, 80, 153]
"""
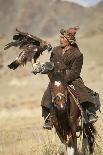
[4, 29, 52, 70]
[4, 29, 42, 50]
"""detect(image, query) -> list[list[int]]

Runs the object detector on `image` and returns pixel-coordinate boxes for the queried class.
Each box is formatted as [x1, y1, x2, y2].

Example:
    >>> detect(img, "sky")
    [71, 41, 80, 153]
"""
[63, 0, 102, 7]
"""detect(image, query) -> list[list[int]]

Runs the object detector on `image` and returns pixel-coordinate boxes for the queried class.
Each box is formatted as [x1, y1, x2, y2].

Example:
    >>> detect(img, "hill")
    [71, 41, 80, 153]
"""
[0, 0, 102, 37]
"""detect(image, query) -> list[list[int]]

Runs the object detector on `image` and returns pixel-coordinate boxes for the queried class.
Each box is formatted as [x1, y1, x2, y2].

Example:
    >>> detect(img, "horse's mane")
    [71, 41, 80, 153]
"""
[51, 71, 66, 86]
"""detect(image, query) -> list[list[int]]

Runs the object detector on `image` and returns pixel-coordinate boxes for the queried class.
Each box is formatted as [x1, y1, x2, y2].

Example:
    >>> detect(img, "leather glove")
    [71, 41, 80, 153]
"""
[32, 62, 54, 75]
[41, 62, 54, 74]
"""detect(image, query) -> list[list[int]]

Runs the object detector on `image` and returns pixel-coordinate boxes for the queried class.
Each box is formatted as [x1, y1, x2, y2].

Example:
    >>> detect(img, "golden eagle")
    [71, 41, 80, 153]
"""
[4, 29, 52, 70]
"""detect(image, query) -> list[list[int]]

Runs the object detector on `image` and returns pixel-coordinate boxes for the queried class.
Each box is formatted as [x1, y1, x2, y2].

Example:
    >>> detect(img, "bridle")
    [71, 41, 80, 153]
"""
[50, 69, 68, 108]
[52, 88, 68, 107]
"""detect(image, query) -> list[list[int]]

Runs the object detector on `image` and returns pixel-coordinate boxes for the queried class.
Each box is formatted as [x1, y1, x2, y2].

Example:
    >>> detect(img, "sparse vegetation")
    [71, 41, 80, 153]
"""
[0, 111, 103, 155]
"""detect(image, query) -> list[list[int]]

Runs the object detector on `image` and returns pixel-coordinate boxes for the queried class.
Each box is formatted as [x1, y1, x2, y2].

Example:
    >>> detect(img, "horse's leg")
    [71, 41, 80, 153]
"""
[56, 128, 66, 144]
[66, 130, 75, 155]
[56, 128, 76, 155]
[66, 125, 78, 155]
[67, 146, 75, 155]
[52, 114, 67, 144]
[67, 95, 78, 155]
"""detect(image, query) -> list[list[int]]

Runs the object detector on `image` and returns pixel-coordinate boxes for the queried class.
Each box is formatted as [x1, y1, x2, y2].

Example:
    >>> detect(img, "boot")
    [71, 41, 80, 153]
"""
[87, 105, 98, 123]
[42, 106, 52, 130]
[88, 112, 98, 123]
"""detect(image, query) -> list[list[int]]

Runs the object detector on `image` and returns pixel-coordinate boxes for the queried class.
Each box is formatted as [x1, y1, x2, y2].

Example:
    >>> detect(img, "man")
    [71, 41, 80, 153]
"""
[41, 27, 98, 130]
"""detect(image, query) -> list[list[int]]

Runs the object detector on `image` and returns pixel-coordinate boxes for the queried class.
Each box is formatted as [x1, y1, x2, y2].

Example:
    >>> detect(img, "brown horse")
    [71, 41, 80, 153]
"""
[48, 71, 96, 155]
[33, 62, 96, 154]
[48, 71, 78, 154]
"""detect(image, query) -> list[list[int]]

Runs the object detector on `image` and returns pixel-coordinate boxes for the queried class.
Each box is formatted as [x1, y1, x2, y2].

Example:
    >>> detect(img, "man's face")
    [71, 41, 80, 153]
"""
[60, 35, 69, 48]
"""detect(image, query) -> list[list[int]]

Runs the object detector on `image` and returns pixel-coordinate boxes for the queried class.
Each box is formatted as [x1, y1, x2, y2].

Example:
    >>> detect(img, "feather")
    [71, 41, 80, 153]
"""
[4, 29, 52, 70]
[8, 60, 20, 70]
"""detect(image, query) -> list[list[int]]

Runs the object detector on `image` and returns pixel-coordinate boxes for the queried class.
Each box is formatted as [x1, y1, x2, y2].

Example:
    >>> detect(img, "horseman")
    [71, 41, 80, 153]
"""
[36, 27, 98, 129]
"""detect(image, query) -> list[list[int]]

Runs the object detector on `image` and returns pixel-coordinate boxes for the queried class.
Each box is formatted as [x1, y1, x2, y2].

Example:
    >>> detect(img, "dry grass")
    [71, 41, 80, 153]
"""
[0, 109, 103, 155]
[0, 114, 65, 155]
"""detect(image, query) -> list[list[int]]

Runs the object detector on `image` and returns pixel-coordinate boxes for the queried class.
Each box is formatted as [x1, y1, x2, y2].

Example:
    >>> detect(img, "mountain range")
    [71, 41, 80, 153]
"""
[0, 0, 103, 37]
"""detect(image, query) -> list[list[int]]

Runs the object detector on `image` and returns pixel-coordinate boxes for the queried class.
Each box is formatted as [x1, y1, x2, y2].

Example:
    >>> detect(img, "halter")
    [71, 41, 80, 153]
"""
[52, 91, 68, 104]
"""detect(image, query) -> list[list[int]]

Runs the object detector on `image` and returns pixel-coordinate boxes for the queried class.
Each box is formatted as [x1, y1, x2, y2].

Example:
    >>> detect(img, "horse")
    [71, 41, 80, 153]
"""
[48, 70, 96, 155]
[33, 62, 96, 154]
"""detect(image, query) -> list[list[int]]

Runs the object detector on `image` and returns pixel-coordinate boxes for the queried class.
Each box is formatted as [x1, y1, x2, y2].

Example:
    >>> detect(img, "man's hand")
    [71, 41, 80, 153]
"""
[40, 62, 54, 74]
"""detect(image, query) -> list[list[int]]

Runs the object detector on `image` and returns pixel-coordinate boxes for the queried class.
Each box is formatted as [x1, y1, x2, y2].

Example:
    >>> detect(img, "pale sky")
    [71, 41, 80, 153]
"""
[63, 0, 102, 7]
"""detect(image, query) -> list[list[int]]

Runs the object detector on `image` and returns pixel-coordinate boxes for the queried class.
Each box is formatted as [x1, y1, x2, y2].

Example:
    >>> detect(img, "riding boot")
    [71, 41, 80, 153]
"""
[42, 106, 52, 130]
[87, 104, 98, 123]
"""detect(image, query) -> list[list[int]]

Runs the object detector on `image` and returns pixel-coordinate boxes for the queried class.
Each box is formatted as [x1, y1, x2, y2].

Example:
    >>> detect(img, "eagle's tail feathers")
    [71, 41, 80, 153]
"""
[8, 60, 20, 70]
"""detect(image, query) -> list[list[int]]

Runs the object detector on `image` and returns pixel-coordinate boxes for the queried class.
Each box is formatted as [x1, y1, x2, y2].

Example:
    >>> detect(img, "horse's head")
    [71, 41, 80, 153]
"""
[51, 80, 68, 112]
